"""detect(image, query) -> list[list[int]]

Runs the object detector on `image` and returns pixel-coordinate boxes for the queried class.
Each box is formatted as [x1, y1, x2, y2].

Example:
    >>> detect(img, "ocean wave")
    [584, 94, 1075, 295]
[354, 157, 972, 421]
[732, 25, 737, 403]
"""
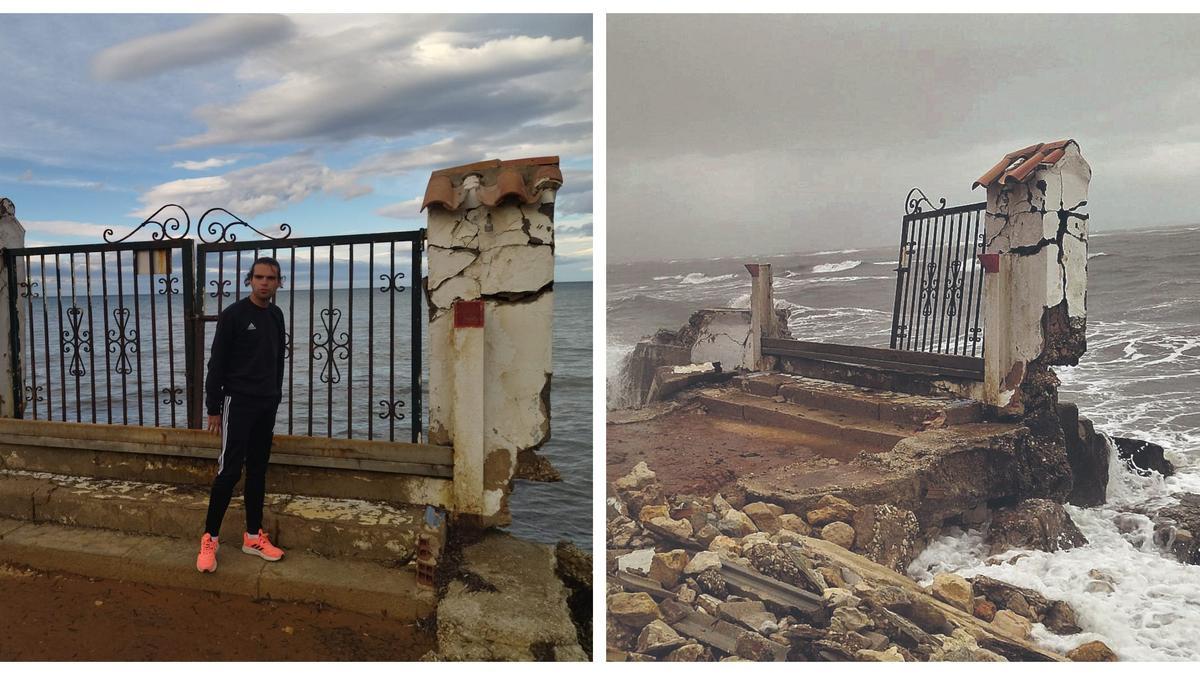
[680, 272, 737, 285]
[1089, 252, 1109, 259]
[811, 248, 862, 256]
[872, 261, 897, 265]
[812, 260, 862, 273]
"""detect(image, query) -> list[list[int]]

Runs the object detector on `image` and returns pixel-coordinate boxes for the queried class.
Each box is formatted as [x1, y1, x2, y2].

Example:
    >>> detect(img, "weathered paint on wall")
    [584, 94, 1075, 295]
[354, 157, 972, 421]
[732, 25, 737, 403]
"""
[981, 142, 1091, 414]
[0, 198, 25, 419]
[689, 308, 754, 370]
[425, 160, 559, 526]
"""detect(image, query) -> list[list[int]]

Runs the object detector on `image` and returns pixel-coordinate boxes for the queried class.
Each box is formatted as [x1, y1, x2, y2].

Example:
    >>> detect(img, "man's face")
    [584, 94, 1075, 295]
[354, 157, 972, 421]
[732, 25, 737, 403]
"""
[249, 263, 282, 302]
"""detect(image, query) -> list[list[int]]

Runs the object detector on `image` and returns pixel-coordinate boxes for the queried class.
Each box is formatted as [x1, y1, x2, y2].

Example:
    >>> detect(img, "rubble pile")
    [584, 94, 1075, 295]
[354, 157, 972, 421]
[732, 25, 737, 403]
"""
[607, 462, 1115, 662]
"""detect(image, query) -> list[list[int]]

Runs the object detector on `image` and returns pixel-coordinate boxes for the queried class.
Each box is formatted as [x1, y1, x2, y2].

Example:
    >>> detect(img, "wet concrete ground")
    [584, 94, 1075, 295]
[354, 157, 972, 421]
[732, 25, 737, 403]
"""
[0, 564, 432, 661]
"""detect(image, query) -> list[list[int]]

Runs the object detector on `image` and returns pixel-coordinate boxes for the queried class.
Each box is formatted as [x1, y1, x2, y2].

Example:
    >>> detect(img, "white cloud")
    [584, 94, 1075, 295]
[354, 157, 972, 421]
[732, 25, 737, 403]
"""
[92, 14, 294, 81]
[21, 220, 117, 241]
[173, 157, 238, 171]
[171, 25, 590, 148]
[137, 153, 370, 219]
[376, 197, 424, 220]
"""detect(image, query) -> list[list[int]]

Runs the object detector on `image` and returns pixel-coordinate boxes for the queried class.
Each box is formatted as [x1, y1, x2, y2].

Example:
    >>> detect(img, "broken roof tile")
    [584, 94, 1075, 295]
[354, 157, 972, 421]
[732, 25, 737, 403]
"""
[422, 156, 563, 212]
[973, 140, 1077, 190]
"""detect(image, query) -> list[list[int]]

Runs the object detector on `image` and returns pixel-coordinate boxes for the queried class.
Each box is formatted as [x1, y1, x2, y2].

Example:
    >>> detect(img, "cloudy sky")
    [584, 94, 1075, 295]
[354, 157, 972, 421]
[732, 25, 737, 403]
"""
[609, 14, 1200, 264]
[0, 14, 592, 280]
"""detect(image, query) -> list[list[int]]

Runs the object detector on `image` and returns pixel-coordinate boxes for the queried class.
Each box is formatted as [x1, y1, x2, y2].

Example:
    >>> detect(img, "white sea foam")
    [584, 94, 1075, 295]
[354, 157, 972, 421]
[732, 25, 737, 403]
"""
[811, 248, 862, 256]
[812, 260, 862, 273]
[679, 272, 737, 285]
[872, 261, 897, 265]
[908, 440, 1200, 661]
[1088, 252, 1108, 259]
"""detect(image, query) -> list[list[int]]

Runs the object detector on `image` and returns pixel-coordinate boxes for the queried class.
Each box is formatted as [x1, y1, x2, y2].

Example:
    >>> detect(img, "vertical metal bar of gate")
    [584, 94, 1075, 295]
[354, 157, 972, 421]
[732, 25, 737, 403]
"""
[4, 250, 21, 415]
[411, 232, 423, 444]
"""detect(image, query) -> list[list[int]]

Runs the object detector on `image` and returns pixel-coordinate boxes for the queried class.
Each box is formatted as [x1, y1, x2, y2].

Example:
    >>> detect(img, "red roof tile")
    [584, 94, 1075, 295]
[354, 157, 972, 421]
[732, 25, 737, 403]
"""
[973, 140, 1077, 189]
[422, 156, 563, 211]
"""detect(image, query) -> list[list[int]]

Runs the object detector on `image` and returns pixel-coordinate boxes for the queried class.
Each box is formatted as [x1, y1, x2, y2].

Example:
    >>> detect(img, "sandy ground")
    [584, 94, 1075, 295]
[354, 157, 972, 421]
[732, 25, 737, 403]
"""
[606, 406, 836, 496]
[0, 564, 433, 661]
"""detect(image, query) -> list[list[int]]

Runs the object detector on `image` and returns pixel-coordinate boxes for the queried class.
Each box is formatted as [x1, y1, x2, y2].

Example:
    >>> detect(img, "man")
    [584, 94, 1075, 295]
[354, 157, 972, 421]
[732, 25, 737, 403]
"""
[196, 257, 287, 573]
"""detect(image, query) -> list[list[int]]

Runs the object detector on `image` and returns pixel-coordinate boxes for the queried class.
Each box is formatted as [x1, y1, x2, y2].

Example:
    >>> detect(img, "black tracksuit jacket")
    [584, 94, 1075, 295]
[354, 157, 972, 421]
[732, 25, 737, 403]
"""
[205, 297, 286, 415]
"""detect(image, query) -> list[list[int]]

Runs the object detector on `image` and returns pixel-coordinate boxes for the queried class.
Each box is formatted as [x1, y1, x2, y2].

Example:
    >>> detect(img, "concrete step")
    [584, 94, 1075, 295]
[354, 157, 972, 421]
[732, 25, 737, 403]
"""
[763, 340, 984, 398]
[733, 372, 983, 428]
[0, 517, 435, 621]
[0, 418, 452, 507]
[695, 388, 913, 451]
[0, 469, 443, 564]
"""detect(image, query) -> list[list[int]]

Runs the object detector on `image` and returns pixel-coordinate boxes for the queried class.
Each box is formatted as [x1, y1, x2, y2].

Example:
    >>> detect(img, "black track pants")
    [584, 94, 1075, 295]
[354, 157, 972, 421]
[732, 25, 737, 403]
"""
[204, 394, 278, 538]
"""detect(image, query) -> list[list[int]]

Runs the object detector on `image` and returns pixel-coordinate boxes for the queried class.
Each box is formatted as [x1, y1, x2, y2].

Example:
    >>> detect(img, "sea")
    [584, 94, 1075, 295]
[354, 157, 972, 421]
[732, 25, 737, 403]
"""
[608, 224, 1200, 660]
[11, 276, 592, 550]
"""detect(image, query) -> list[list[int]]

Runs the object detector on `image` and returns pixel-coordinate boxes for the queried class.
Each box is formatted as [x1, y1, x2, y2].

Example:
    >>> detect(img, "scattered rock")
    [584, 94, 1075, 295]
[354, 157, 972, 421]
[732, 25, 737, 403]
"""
[636, 620, 686, 654]
[648, 550, 689, 588]
[1112, 436, 1175, 477]
[774, 529, 805, 545]
[986, 498, 1088, 555]
[718, 600, 778, 634]
[830, 606, 873, 633]
[929, 628, 1006, 662]
[806, 495, 858, 527]
[1085, 579, 1114, 594]
[677, 586, 697, 605]
[708, 535, 741, 559]
[609, 592, 662, 628]
[856, 646, 905, 662]
[990, 609, 1032, 641]
[665, 643, 708, 662]
[1154, 493, 1200, 565]
[695, 568, 727, 597]
[852, 504, 921, 572]
[695, 524, 721, 547]
[735, 631, 785, 661]
[696, 594, 722, 615]
[779, 513, 812, 536]
[638, 504, 670, 525]
[684, 551, 722, 575]
[930, 573, 974, 613]
[971, 576, 1047, 621]
[906, 595, 953, 636]
[1067, 640, 1118, 661]
[973, 598, 997, 622]
[615, 462, 657, 491]
[821, 522, 856, 549]
[743, 502, 784, 533]
[1043, 600, 1082, 635]
[822, 587, 860, 609]
[648, 516, 694, 541]
[718, 509, 759, 537]
[617, 549, 655, 574]
[740, 532, 773, 550]
[745, 543, 808, 589]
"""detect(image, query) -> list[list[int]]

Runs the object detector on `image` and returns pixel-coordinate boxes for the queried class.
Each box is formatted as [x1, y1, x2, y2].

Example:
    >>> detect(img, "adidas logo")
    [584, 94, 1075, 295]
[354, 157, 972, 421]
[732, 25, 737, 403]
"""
[247, 323, 257, 331]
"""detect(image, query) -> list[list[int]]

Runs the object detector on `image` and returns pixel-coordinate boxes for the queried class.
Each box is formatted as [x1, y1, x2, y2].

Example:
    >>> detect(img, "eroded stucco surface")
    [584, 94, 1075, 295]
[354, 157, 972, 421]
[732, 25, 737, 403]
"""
[426, 176, 558, 525]
[982, 143, 1090, 415]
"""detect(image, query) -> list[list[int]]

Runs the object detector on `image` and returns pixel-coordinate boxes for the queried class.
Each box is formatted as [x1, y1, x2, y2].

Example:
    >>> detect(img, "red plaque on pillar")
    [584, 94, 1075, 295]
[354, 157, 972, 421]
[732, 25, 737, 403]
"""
[454, 300, 484, 328]
[978, 253, 1000, 274]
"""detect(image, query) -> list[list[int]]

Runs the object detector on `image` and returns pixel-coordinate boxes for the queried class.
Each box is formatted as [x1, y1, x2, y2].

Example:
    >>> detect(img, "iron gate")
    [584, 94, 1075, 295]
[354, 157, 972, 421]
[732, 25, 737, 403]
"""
[4, 205, 425, 443]
[889, 188, 987, 357]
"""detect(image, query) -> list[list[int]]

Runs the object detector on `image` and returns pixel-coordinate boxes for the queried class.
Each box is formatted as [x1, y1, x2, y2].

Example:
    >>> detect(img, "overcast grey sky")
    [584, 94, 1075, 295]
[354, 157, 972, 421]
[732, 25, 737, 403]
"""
[609, 14, 1200, 263]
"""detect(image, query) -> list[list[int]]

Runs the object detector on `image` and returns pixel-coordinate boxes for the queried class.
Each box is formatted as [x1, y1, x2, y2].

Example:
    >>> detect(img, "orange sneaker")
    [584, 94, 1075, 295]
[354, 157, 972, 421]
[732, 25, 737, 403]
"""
[242, 529, 284, 561]
[196, 533, 219, 573]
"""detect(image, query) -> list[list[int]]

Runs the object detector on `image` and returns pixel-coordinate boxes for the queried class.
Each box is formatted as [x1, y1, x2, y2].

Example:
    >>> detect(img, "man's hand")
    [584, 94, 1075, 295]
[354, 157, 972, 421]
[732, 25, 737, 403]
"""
[207, 414, 222, 435]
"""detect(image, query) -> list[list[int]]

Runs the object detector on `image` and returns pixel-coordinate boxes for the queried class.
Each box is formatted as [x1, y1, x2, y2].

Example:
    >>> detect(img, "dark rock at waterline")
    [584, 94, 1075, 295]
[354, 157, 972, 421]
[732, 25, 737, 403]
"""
[1112, 436, 1175, 478]
[1153, 492, 1200, 565]
[1058, 403, 1109, 507]
[985, 498, 1087, 555]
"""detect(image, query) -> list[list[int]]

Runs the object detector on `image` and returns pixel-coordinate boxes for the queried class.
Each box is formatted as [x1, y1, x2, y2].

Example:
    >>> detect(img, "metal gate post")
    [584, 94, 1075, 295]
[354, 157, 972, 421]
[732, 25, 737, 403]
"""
[181, 240, 199, 428]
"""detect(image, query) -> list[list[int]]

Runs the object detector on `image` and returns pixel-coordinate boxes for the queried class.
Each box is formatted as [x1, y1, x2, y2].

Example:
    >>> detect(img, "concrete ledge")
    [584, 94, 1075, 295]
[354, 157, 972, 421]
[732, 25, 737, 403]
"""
[0, 470, 439, 562]
[699, 390, 910, 450]
[0, 428, 455, 509]
[0, 517, 434, 621]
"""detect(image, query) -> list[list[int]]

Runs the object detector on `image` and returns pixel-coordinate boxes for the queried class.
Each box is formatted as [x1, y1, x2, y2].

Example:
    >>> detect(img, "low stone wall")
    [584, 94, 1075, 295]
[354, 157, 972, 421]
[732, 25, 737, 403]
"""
[0, 418, 454, 508]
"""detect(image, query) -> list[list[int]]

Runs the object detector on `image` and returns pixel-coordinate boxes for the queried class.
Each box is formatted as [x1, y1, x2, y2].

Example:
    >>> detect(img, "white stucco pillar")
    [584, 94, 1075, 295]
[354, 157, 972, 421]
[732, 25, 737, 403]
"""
[744, 263, 775, 371]
[976, 141, 1090, 414]
[0, 198, 26, 418]
[423, 158, 560, 527]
